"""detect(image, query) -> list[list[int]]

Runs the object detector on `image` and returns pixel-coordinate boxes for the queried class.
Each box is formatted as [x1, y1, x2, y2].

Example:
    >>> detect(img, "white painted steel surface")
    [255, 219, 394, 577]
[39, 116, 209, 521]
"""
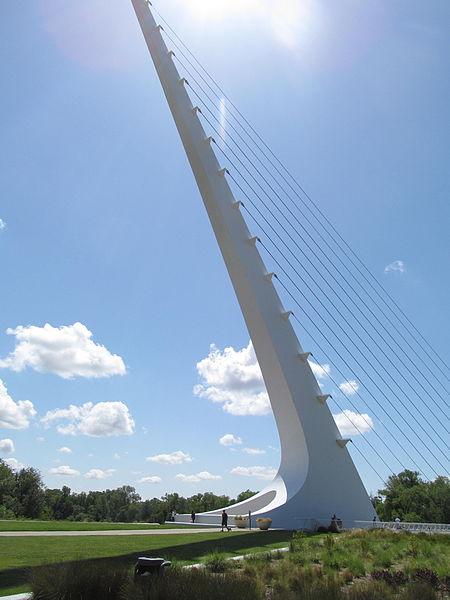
[131, 0, 376, 529]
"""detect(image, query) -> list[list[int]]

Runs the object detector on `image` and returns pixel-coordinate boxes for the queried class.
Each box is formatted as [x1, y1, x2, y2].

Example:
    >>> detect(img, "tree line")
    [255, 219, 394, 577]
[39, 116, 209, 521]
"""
[372, 470, 449, 523]
[0, 459, 256, 523]
[0, 460, 448, 524]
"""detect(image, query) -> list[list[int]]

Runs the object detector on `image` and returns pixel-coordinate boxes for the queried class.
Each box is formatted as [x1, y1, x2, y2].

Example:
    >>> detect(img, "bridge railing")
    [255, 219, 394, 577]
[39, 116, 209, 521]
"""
[354, 520, 450, 534]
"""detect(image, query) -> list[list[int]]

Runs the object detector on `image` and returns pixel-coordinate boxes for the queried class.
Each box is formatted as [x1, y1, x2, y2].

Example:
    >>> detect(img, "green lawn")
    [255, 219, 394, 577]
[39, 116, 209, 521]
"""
[0, 520, 193, 532]
[0, 530, 292, 596]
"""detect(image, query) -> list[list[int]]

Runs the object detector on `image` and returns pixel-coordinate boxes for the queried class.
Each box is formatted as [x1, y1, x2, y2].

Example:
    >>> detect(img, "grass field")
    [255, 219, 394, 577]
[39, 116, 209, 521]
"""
[0, 520, 192, 532]
[19, 529, 450, 600]
[0, 529, 292, 596]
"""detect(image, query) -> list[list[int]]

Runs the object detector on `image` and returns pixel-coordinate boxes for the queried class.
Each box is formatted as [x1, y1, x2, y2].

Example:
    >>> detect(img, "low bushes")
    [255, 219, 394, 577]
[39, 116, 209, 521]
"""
[30, 561, 260, 600]
[28, 529, 449, 599]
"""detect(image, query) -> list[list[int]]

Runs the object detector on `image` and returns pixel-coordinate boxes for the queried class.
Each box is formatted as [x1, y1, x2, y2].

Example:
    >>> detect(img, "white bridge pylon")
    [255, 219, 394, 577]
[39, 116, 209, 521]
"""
[131, 0, 376, 529]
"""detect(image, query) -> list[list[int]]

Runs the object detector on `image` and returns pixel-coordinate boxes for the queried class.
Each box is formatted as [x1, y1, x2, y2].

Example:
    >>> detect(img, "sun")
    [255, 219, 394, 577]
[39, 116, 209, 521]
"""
[188, 0, 259, 20]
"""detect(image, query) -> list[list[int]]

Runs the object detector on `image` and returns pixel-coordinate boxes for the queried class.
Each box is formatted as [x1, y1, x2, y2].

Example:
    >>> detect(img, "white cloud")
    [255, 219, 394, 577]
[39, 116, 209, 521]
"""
[230, 465, 277, 480]
[194, 341, 271, 416]
[41, 401, 135, 437]
[113, 453, 121, 460]
[339, 380, 359, 395]
[309, 360, 331, 380]
[36, 437, 45, 442]
[176, 471, 222, 483]
[49, 465, 80, 477]
[384, 260, 406, 274]
[0, 379, 36, 429]
[0, 322, 126, 379]
[0, 219, 5, 230]
[194, 342, 333, 415]
[243, 447, 266, 455]
[0, 438, 15, 454]
[84, 468, 115, 479]
[146, 450, 192, 465]
[333, 410, 374, 436]
[138, 476, 162, 484]
[219, 433, 243, 447]
[4, 457, 25, 470]
[58, 446, 72, 454]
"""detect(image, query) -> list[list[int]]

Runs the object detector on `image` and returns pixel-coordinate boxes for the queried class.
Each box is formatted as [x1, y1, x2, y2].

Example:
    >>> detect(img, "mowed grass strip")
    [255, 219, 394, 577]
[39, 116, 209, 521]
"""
[0, 520, 192, 532]
[0, 530, 292, 596]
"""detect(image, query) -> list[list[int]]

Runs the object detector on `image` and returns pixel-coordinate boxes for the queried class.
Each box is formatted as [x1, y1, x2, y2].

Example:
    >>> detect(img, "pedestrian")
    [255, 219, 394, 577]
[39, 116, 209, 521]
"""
[191, 510, 195, 523]
[221, 509, 230, 531]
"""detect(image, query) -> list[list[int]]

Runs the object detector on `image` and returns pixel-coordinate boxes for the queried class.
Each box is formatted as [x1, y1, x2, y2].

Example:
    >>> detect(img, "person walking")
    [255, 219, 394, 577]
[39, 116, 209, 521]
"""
[221, 510, 230, 531]
[191, 510, 196, 523]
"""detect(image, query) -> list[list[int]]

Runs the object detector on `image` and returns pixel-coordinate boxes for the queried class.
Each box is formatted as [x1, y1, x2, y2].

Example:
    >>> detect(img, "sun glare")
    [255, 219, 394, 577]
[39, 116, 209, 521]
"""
[188, 0, 259, 20]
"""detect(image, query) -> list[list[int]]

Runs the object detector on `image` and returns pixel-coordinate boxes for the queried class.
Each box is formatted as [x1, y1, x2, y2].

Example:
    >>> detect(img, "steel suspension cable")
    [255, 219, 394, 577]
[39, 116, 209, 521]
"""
[181, 75, 450, 423]
[163, 39, 450, 417]
[188, 105, 450, 458]
[147, 7, 446, 478]
[154, 13, 450, 388]
[258, 235, 442, 478]
[238, 198, 446, 477]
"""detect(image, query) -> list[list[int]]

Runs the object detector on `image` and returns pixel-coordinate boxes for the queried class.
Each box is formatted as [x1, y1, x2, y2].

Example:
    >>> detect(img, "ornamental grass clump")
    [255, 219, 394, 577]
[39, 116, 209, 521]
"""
[204, 551, 229, 573]
[123, 567, 261, 600]
[29, 560, 128, 600]
[345, 580, 394, 600]
[398, 582, 438, 600]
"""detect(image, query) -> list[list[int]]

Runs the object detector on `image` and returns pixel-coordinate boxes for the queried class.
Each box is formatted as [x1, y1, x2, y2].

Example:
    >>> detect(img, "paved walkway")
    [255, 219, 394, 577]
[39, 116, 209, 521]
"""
[0, 528, 222, 537]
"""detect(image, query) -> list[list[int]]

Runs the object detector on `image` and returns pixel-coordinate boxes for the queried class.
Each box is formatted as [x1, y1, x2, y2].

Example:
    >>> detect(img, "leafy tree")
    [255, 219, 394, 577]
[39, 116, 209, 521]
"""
[377, 470, 449, 523]
[236, 489, 258, 503]
[15, 467, 45, 518]
[0, 459, 16, 515]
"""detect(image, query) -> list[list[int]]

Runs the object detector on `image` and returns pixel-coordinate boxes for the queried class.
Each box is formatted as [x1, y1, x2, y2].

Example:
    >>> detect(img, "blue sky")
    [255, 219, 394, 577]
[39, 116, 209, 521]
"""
[0, 0, 448, 502]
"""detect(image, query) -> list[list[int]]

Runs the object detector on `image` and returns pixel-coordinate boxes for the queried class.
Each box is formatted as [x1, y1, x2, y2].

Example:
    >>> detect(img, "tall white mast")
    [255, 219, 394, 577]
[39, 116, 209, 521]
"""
[131, 0, 376, 528]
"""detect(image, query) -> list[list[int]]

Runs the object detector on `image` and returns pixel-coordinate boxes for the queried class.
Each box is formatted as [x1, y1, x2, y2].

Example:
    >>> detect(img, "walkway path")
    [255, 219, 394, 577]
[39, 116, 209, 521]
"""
[0, 528, 222, 537]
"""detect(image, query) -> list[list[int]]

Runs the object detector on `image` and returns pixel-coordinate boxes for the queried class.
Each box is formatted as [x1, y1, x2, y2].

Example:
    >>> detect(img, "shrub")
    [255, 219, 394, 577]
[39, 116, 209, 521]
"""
[29, 560, 128, 600]
[204, 551, 229, 573]
[398, 582, 437, 600]
[341, 568, 354, 583]
[359, 537, 371, 557]
[343, 556, 365, 577]
[289, 530, 307, 552]
[371, 570, 407, 587]
[272, 577, 341, 600]
[409, 536, 419, 558]
[325, 534, 336, 553]
[346, 581, 394, 600]
[123, 568, 261, 600]
[411, 567, 440, 588]
[373, 551, 392, 568]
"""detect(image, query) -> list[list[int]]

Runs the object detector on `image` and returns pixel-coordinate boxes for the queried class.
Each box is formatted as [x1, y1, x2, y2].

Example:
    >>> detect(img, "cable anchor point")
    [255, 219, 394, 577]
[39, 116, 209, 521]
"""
[264, 272, 277, 281]
[316, 394, 331, 404]
[337, 439, 352, 448]
[281, 311, 294, 321]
